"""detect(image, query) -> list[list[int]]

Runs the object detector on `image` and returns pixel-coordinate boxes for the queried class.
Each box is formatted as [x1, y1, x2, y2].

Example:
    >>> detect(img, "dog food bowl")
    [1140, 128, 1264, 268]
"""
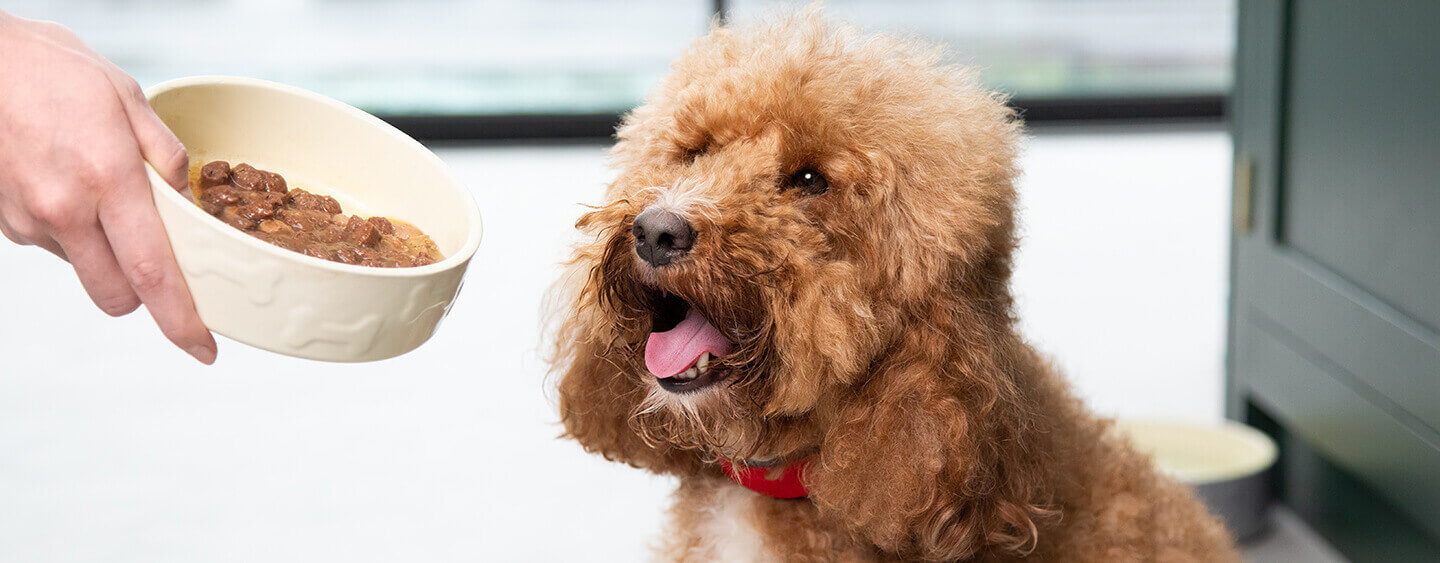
[1118, 419, 1278, 542]
[144, 76, 482, 362]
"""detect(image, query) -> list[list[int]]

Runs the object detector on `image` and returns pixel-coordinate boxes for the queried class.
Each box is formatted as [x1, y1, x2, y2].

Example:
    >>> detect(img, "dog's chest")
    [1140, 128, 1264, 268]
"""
[693, 486, 775, 562]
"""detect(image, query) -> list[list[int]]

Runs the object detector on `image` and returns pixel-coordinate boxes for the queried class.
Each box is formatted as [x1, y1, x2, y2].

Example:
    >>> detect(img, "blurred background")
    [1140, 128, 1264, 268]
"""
[5, 0, 1230, 131]
[0, 0, 1364, 562]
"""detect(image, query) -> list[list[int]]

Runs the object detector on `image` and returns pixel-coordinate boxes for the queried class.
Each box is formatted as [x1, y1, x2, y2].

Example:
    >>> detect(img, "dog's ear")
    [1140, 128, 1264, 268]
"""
[549, 226, 699, 474]
[805, 304, 1055, 560]
[553, 307, 701, 474]
[556, 340, 684, 472]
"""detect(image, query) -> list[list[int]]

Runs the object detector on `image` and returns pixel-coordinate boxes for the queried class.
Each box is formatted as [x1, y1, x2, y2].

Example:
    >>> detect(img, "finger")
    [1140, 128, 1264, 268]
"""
[31, 235, 66, 260]
[102, 66, 188, 192]
[0, 212, 66, 259]
[96, 157, 216, 364]
[0, 214, 30, 245]
[55, 224, 141, 316]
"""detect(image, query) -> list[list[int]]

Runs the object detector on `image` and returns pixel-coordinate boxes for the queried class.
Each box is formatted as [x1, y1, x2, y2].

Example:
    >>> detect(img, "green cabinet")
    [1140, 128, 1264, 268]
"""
[1229, 1, 1440, 559]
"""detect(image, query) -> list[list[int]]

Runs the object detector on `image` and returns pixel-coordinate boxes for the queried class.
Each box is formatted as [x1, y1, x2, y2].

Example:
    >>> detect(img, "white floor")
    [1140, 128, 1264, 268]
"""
[0, 126, 1337, 561]
[1245, 507, 1348, 563]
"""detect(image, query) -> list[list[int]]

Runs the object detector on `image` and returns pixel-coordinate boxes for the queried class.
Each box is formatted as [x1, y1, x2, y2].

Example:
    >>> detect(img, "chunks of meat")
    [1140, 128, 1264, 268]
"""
[189, 160, 443, 268]
[199, 161, 231, 188]
[230, 163, 265, 191]
[343, 215, 381, 247]
[286, 188, 343, 215]
[259, 171, 288, 194]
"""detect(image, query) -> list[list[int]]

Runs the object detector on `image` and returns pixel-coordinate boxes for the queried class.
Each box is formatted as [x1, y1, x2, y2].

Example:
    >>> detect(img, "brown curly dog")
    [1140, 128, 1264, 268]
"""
[551, 9, 1237, 562]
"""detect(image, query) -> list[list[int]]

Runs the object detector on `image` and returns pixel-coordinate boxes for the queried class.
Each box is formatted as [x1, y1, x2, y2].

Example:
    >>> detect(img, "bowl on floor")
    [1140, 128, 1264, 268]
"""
[1118, 419, 1278, 541]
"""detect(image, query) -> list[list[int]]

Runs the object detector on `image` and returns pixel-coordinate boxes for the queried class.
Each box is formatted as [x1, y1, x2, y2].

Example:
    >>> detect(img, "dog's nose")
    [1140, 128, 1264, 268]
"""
[632, 207, 695, 267]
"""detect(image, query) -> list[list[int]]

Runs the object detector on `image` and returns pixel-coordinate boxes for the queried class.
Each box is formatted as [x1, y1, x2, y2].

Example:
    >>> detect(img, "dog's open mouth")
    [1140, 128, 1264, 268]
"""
[645, 292, 733, 393]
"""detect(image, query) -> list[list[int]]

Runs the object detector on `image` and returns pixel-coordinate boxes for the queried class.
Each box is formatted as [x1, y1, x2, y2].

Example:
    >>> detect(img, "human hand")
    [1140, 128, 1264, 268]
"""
[0, 11, 216, 364]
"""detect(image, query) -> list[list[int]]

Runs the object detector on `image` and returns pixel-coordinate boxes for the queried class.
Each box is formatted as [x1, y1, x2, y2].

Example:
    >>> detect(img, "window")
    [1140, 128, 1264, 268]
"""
[8, 0, 710, 116]
[8, 0, 1232, 135]
[733, 0, 1233, 101]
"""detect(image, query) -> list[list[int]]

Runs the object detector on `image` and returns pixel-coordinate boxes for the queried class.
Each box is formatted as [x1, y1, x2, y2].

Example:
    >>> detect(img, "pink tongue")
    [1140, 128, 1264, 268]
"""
[645, 308, 733, 378]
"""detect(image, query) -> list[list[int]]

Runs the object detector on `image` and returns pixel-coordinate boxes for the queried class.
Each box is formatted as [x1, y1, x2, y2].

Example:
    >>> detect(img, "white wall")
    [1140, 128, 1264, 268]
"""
[0, 126, 1230, 561]
[1013, 125, 1232, 424]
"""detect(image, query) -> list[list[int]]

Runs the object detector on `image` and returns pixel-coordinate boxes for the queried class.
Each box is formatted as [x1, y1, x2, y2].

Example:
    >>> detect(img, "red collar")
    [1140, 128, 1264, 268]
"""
[718, 457, 813, 499]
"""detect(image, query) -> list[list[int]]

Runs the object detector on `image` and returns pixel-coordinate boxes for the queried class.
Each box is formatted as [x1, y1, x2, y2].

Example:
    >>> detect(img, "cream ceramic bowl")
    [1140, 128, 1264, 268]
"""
[144, 76, 482, 362]
[1118, 420, 1278, 541]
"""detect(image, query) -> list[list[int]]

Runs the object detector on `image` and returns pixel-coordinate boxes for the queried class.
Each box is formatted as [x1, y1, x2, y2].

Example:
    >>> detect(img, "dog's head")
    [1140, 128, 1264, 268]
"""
[555, 10, 1045, 559]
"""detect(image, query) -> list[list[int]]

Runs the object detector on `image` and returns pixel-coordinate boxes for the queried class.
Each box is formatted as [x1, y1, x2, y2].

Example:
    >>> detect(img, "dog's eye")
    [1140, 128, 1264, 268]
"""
[787, 169, 828, 195]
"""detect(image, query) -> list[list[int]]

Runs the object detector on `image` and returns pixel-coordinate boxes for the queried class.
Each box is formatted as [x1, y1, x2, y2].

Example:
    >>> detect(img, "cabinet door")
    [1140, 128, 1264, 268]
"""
[1229, 0, 1440, 557]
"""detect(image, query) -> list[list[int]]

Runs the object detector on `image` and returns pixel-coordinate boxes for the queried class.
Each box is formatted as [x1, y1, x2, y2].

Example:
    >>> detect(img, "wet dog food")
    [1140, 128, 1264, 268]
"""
[189, 161, 443, 267]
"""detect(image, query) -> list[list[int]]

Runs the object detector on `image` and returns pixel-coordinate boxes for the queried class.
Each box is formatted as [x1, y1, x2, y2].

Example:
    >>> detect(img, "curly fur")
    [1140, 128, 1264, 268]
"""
[550, 8, 1237, 562]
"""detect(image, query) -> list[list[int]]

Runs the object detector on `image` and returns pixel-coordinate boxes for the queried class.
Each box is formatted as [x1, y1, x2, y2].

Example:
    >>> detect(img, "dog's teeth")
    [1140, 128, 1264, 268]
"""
[680, 367, 698, 380]
[697, 352, 709, 371]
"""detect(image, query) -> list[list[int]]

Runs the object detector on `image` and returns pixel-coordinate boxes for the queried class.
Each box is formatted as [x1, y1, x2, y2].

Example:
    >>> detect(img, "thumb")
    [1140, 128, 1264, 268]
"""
[104, 66, 188, 191]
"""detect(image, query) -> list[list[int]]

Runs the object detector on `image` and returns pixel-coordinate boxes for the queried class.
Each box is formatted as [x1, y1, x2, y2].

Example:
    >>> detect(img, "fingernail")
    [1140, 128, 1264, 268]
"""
[187, 345, 216, 365]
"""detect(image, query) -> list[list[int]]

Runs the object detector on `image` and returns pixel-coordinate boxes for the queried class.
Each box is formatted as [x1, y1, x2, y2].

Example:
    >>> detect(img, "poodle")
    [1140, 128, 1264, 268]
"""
[550, 9, 1237, 562]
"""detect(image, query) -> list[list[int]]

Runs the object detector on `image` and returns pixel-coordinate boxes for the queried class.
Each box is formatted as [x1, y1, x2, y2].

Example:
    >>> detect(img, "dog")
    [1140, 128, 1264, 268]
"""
[550, 9, 1237, 562]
